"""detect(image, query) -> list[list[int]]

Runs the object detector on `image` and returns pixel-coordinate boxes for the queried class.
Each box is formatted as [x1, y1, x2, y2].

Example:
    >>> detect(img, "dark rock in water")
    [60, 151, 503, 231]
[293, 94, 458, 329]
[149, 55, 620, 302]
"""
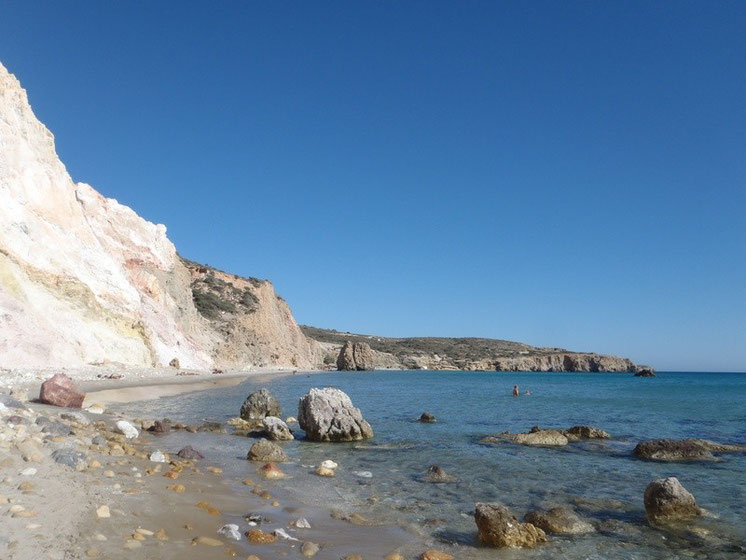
[177, 445, 204, 460]
[240, 388, 281, 421]
[425, 465, 456, 483]
[529, 425, 541, 433]
[148, 420, 171, 433]
[474, 503, 547, 548]
[298, 387, 373, 442]
[644, 477, 701, 522]
[39, 373, 85, 408]
[51, 449, 88, 470]
[247, 438, 288, 462]
[197, 422, 226, 434]
[635, 366, 656, 377]
[336, 340, 375, 371]
[0, 393, 25, 409]
[419, 412, 437, 423]
[633, 438, 746, 462]
[244, 513, 269, 525]
[524, 507, 595, 534]
[562, 426, 610, 440]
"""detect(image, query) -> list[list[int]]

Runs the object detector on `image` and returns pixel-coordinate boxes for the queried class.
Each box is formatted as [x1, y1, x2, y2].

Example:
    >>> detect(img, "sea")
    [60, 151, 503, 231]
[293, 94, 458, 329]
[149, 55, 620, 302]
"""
[114, 370, 746, 559]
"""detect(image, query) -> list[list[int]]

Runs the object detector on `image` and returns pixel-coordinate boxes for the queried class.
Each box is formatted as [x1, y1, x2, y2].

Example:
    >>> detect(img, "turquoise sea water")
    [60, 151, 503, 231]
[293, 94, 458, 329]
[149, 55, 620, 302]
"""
[116, 371, 746, 559]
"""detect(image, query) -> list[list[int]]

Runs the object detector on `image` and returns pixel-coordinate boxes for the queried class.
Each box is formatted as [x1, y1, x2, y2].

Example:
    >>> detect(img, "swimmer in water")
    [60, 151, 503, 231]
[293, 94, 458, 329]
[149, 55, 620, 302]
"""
[512, 385, 520, 397]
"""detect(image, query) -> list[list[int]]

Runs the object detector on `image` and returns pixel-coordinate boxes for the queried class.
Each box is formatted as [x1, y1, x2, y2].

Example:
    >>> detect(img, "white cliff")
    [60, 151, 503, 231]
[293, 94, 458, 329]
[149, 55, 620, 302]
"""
[0, 62, 320, 370]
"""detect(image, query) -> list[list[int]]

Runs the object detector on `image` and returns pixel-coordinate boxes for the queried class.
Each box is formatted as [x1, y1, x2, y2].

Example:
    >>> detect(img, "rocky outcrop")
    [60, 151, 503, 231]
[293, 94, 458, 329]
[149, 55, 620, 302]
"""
[492, 353, 635, 372]
[38, 374, 85, 408]
[0, 62, 321, 370]
[481, 425, 609, 447]
[635, 366, 656, 377]
[240, 389, 281, 420]
[298, 387, 373, 442]
[644, 477, 701, 522]
[633, 438, 746, 462]
[474, 503, 547, 548]
[524, 507, 594, 534]
[336, 341, 375, 371]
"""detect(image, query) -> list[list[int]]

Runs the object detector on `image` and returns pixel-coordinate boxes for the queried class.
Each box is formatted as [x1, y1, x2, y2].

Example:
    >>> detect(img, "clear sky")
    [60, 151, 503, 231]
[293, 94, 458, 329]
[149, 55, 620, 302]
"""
[1, 2, 744, 371]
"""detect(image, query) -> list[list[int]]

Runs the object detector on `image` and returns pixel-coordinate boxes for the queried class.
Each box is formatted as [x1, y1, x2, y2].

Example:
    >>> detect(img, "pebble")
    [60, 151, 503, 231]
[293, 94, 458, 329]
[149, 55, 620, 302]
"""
[155, 528, 169, 541]
[115, 421, 139, 439]
[149, 450, 166, 463]
[218, 523, 242, 541]
[246, 529, 277, 544]
[13, 510, 37, 518]
[320, 460, 338, 469]
[261, 463, 285, 479]
[315, 466, 335, 477]
[88, 460, 101, 469]
[192, 536, 223, 546]
[86, 404, 105, 414]
[20, 467, 37, 476]
[103, 470, 115, 478]
[242, 478, 254, 486]
[135, 528, 154, 536]
[85, 549, 100, 558]
[385, 554, 405, 560]
[294, 517, 311, 529]
[9, 504, 25, 513]
[123, 540, 141, 550]
[167, 484, 186, 493]
[301, 541, 320, 557]
[96, 505, 110, 518]
[17, 481, 34, 491]
[273, 528, 298, 541]
[131, 533, 145, 541]
[93, 534, 107, 541]
[354, 471, 373, 478]
[421, 550, 453, 560]
[207, 466, 223, 474]
[25, 523, 42, 530]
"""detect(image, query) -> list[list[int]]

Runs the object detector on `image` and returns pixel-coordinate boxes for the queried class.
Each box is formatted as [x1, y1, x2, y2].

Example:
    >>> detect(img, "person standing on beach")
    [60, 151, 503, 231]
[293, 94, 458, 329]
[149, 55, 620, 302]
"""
[512, 385, 520, 397]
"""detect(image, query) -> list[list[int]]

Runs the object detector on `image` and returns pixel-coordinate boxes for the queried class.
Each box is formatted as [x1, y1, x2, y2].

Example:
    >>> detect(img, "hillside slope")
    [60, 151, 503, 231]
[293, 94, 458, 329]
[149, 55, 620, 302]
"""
[0, 62, 319, 370]
[302, 326, 637, 372]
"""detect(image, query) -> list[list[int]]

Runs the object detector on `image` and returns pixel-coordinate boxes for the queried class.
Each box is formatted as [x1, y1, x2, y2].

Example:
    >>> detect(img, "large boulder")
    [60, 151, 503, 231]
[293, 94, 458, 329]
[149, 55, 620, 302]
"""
[474, 503, 547, 548]
[39, 374, 85, 408]
[644, 477, 701, 522]
[524, 507, 595, 534]
[298, 387, 373, 442]
[336, 341, 375, 371]
[240, 388, 281, 420]
[247, 438, 288, 462]
[263, 416, 294, 441]
[633, 438, 745, 462]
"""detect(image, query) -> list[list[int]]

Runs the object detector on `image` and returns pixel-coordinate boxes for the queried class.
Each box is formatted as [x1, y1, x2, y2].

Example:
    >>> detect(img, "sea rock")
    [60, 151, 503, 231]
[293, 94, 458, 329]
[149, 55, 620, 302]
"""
[421, 550, 453, 560]
[148, 420, 171, 433]
[218, 524, 241, 541]
[240, 389, 281, 420]
[51, 449, 88, 471]
[176, 445, 204, 460]
[273, 528, 299, 541]
[644, 477, 701, 522]
[524, 507, 595, 534]
[294, 517, 311, 529]
[562, 426, 610, 440]
[336, 341, 375, 371]
[419, 412, 437, 423]
[149, 450, 167, 463]
[246, 529, 276, 544]
[197, 421, 226, 433]
[424, 465, 456, 483]
[474, 503, 547, 548]
[316, 466, 335, 477]
[263, 416, 293, 441]
[247, 439, 288, 462]
[301, 542, 320, 557]
[633, 438, 746, 462]
[115, 420, 139, 439]
[320, 460, 338, 469]
[39, 374, 85, 408]
[635, 366, 656, 377]
[298, 387, 373, 442]
[261, 462, 285, 479]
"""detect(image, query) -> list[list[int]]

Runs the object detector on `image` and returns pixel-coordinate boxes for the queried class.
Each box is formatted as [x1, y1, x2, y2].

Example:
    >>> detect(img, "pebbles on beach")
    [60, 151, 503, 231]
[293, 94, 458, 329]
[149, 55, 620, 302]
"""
[115, 421, 139, 439]
[218, 523, 242, 540]
[95, 505, 110, 518]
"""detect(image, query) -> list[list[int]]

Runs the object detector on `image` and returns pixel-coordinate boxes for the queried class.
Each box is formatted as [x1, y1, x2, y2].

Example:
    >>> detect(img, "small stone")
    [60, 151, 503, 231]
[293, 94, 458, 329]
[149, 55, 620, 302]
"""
[320, 460, 338, 469]
[51, 449, 88, 471]
[14, 510, 38, 518]
[115, 421, 139, 439]
[301, 541, 320, 557]
[9, 505, 25, 513]
[25, 523, 42, 530]
[163, 470, 180, 479]
[316, 466, 335, 477]
[136, 528, 154, 536]
[93, 533, 107, 541]
[89, 460, 101, 469]
[85, 549, 100, 557]
[131, 533, 146, 541]
[149, 450, 167, 463]
[261, 463, 285, 479]
[155, 528, 169, 540]
[293, 517, 311, 529]
[17, 481, 34, 491]
[192, 536, 223, 546]
[176, 445, 204, 460]
[419, 412, 437, 423]
[246, 529, 277, 544]
[20, 467, 37, 476]
[421, 550, 453, 560]
[207, 466, 223, 474]
[242, 478, 254, 486]
[273, 528, 298, 541]
[123, 540, 141, 549]
[385, 554, 405, 560]
[86, 404, 105, 415]
[103, 470, 115, 478]
[354, 471, 373, 478]
[167, 484, 186, 493]
[218, 524, 242, 541]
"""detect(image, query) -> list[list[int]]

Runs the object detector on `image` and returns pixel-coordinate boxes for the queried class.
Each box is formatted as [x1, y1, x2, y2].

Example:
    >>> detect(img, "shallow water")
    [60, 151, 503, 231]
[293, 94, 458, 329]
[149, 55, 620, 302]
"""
[116, 370, 746, 558]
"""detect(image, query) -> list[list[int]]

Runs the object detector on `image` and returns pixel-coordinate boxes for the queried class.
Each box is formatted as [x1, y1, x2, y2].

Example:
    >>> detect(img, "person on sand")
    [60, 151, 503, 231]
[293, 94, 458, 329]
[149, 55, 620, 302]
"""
[512, 385, 520, 397]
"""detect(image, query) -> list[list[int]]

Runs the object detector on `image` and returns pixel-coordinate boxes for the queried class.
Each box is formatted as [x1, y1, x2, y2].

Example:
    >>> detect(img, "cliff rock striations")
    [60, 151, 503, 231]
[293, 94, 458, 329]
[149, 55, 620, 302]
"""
[0, 62, 320, 370]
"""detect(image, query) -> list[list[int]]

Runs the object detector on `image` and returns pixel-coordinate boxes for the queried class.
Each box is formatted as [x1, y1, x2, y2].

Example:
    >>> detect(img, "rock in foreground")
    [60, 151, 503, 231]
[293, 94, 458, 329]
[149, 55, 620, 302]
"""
[298, 388, 373, 442]
[474, 503, 547, 548]
[644, 477, 701, 522]
[337, 341, 375, 371]
[247, 439, 288, 462]
[39, 374, 85, 408]
[633, 438, 746, 462]
[524, 507, 594, 534]
[240, 388, 281, 420]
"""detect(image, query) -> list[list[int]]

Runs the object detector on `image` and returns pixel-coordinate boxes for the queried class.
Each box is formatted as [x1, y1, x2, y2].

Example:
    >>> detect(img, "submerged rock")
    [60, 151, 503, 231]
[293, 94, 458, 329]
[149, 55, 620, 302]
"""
[524, 507, 594, 534]
[424, 465, 456, 483]
[298, 387, 373, 442]
[176, 445, 204, 460]
[247, 439, 288, 462]
[218, 524, 241, 541]
[115, 420, 139, 439]
[148, 420, 171, 433]
[644, 477, 701, 522]
[39, 374, 85, 408]
[337, 341, 375, 371]
[562, 426, 610, 440]
[474, 503, 547, 548]
[240, 388, 281, 420]
[263, 416, 293, 441]
[419, 412, 437, 423]
[633, 438, 746, 462]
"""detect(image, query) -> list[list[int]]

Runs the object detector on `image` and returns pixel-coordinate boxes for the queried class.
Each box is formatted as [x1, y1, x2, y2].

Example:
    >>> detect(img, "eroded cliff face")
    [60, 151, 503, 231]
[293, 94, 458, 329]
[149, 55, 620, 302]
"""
[0, 62, 320, 370]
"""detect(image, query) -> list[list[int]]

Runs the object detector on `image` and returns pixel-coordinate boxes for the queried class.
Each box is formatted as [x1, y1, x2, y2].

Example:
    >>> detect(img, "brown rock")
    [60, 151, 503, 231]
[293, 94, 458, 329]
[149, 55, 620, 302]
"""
[336, 341, 375, 371]
[246, 529, 277, 544]
[421, 550, 453, 560]
[247, 439, 288, 462]
[644, 477, 701, 522]
[169, 358, 180, 369]
[524, 507, 594, 534]
[474, 503, 547, 548]
[39, 373, 85, 408]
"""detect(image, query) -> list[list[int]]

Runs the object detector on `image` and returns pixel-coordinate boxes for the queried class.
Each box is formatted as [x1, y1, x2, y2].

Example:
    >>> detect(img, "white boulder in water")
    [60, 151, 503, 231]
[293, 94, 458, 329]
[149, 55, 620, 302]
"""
[217, 524, 241, 541]
[149, 450, 166, 463]
[115, 420, 139, 439]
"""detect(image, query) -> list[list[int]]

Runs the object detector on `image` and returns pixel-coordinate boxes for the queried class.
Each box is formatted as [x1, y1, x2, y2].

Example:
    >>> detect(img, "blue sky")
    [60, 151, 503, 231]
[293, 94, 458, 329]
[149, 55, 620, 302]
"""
[1, 2, 744, 371]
